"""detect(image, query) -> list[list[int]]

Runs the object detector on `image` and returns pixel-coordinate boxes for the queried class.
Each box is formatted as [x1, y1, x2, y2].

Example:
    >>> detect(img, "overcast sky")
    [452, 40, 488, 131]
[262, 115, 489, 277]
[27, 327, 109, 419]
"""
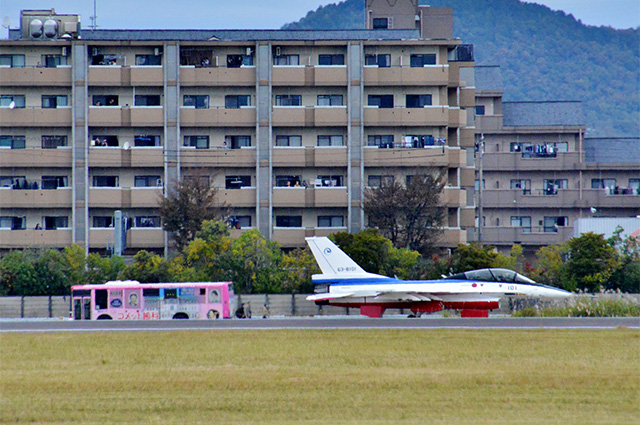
[1, 0, 638, 36]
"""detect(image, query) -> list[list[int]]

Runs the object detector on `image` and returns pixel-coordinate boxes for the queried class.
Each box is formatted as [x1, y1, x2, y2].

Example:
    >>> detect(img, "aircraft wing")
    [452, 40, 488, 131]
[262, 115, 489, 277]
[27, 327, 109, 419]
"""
[307, 290, 382, 302]
[308, 291, 432, 302]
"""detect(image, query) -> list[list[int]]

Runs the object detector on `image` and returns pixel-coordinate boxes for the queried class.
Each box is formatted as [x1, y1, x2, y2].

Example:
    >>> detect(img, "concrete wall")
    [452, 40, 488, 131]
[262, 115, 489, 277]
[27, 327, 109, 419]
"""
[2, 293, 638, 319]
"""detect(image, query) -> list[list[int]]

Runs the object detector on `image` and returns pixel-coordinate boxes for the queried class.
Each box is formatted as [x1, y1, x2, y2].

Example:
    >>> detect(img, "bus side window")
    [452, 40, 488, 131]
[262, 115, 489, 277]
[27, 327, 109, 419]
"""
[95, 289, 108, 310]
[164, 288, 177, 299]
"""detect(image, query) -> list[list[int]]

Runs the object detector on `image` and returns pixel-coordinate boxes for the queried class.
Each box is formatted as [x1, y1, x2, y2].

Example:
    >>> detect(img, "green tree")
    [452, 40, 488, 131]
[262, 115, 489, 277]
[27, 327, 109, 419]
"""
[0, 251, 36, 296]
[607, 226, 640, 292]
[158, 173, 228, 251]
[121, 250, 171, 283]
[565, 232, 620, 292]
[279, 248, 318, 293]
[85, 253, 126, 285]
[450, 243, 499, 274]
[531, 244, 570, 290]
[364, 171, 445, 256]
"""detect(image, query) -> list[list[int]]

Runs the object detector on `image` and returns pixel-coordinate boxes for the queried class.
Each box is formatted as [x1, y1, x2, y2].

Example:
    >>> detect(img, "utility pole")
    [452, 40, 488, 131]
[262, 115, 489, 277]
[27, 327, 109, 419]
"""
[476, 134, 485, 246]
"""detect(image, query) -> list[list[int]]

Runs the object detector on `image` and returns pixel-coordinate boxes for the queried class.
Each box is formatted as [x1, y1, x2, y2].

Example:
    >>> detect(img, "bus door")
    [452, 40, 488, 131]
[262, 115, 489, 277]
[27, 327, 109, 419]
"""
[72, 290, 92, 320]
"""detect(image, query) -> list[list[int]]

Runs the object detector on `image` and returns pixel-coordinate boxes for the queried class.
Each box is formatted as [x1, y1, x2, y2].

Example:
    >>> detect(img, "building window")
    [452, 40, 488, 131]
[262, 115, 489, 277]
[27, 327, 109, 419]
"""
[91, 54, 119, 66]
[229, 216, 251, 229]
[0, 95, 25, 108]
[41, 54, 67, 68]
[514, 142, 562, 158]
[318, 54, 344, 65]
[543, 179, 568, 195]
[368, 175, 394, 188]
[134, 95, 161, 106]
[510, 216, 532, 233]
[474, 179, 485, 190]
[475, 105, 485, 116]
[406, 94, 432, 108]
[410, 54, 436, 67]
[227, 54, 254, 67]
[402, 135, 435, 147]
[41, 176, 68, 189]
[135, 216, 161, 228]
[44, 216, 68, 230]
[365, 54, 390, 67]
[368, 135, 394, 148]
[275, 176, 302, 187]
[92, 95, 118, 106]
[0, 54, 25, 68]
[317, 95, 343, 106]
[510, 179, 531, 194]
[135, 175, 162, 187]
[318, 216, 344, 228]
[225, 95, 251, 109]
[629, 179, 640, 192]
[183, 95, 209, 109]
[225, 135, 251, 149]
[184, 136, 209, 149]
[0, 136, 26, 149]
[316, 175, 344, 187]
[0, 216, 26, 230]
[42, 95, 68, 109]
[275, 135, 302, 147]
[93, 216, 114, 228]
[135, 54, 162, 66]
[372, 18, 388, 29]
[544, 216, 567, 233]
[225, 176, 251, 189]
[275, 95, 302, 106]
[92, 135, 119, 147]
[317, 135, 344, 147]
[42, 136, 68, 149]
[368, 94, 394, 108]
[273, 54, 299, 66]
[591, 178, 616, 190]
[134, 135, 161, 147]
[275, 216, 302, 227]
[92, 176, 119, 187]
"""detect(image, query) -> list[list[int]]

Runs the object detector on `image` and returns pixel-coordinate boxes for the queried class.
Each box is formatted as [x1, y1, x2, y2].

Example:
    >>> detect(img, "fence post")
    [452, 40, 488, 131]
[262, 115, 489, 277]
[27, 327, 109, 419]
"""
[48, 295, 53, 318]
[291, 293, 296, 316]
[20, 296, 25, 318]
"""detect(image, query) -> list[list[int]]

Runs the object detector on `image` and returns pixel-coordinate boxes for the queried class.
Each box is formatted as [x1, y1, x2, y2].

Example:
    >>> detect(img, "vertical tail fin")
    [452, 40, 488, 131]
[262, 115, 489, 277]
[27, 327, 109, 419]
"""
[305, 236, 367, 275]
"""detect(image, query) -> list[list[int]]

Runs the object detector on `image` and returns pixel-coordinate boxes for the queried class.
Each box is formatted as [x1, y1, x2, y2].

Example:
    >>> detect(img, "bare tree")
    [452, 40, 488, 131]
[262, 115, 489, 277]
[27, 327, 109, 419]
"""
[158, 171, 229, 251]
[364, 170, 445, 255]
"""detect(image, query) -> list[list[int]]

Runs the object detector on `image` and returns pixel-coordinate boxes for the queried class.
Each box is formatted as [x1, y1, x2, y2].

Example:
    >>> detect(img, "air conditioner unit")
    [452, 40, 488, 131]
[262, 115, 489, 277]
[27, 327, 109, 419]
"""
[61, 46, 68, 57]
[156, 178, 163, 187]
[275, 47, 281, 56]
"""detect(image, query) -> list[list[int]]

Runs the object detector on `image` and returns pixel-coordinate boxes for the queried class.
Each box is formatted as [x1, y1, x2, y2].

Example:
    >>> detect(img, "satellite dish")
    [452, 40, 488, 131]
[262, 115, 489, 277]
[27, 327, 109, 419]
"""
[2, 16, 10, 29]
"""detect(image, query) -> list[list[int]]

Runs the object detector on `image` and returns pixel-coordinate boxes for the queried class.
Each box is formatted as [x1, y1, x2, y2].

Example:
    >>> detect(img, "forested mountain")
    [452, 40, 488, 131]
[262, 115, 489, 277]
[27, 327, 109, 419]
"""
[283, 0, 639, 137]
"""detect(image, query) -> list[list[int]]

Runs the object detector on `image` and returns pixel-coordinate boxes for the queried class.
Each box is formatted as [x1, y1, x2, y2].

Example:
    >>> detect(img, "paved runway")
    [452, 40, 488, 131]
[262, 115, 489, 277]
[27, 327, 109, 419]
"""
[1, 316, 638, 332]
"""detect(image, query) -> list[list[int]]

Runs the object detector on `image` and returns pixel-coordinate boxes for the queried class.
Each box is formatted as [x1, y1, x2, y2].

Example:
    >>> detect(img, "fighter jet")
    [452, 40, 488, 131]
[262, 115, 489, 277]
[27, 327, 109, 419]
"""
[305, 236, 571, 318]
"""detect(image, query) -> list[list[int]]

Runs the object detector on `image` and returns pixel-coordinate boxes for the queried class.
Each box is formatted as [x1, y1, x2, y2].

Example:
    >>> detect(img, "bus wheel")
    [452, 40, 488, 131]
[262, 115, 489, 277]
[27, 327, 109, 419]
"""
[172, 313, 189, 319]
[207, 310, 220, 320]
[97, 314, 112, 320]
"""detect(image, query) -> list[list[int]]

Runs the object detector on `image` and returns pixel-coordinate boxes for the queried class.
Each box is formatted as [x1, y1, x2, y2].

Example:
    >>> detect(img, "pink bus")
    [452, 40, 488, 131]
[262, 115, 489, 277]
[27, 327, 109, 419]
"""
[71, 281, 234, 320]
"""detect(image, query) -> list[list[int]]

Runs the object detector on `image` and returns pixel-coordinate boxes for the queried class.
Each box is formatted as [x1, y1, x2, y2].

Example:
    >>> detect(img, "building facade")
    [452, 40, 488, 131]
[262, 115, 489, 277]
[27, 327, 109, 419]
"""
[474, 65, 639, 257]
[0, 3, 476, 254]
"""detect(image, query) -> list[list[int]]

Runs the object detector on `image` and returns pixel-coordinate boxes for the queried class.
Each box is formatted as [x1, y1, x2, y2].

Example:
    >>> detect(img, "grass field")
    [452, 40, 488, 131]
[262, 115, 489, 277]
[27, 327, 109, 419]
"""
[1, 329, 638, 424]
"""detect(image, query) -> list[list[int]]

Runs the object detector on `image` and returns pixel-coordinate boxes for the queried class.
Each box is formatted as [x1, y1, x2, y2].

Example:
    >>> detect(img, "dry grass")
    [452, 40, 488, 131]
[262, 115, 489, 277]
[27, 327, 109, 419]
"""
[1, 329, 638, 424]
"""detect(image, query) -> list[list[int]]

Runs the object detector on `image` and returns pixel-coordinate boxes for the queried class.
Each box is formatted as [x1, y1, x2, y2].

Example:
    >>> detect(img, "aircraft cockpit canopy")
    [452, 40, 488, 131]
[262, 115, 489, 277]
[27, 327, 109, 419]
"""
[450, 268, 536, 285]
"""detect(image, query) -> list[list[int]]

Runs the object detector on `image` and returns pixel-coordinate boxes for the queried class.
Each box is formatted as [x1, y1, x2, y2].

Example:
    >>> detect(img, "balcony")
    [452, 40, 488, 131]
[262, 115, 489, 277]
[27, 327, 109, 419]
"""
[459, 127, 475, 148]
[364, 146, 451, 167]
[180, 107, 256, 127]
[314, 67, 348, 86]
[475, 115, 503, 132]
[272, 227, 306, 247]
[272, 66, 306, 86]
[180, 66, 256, 86]
[482, 189, 640, 210]
[272, 107, 307, 126]
[483, 152, 581, 171]
[480, 226, 574, 247]
[0, 148, 72, 168]
[131, 107, 164, 126]
[363, 66, 449, 86]
[273, 148, 307, 167]
[448, 108, 467, 127]
[180, 147, 256, 167]
[314, 147, 348, 167]
[363, 106, 448, 126]
[459, 87, 475, 108]
[441, 228, 467, 247]
[0, 188, 72, 208]
[459, 167, 475, 187]
[313, 107, 348, 126]
[88, 66, 163, 86]
[459, 207, 475, 227]
[89, 228, 164, 249]
[0, 66, 72, 86]
[89, 147, 163, 167]
[273, 187, 308, 207]
[89, 188, 162, 208]
[443, 187, 466, 207]
[0, 229, 72, 249]
[313, 187, 348, 207]
[216, 188, 256, 207]
[0, 107, 72, 127]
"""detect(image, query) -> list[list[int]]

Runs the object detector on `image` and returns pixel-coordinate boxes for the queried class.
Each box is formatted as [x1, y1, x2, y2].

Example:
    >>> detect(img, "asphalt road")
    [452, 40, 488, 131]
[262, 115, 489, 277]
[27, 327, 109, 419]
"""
[1, 316, 638, 332]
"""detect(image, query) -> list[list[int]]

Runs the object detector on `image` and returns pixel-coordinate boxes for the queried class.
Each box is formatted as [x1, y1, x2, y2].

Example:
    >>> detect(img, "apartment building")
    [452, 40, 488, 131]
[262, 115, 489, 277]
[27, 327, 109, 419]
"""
[474, 65, 639, 257]
[0, 2, 476, 254]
